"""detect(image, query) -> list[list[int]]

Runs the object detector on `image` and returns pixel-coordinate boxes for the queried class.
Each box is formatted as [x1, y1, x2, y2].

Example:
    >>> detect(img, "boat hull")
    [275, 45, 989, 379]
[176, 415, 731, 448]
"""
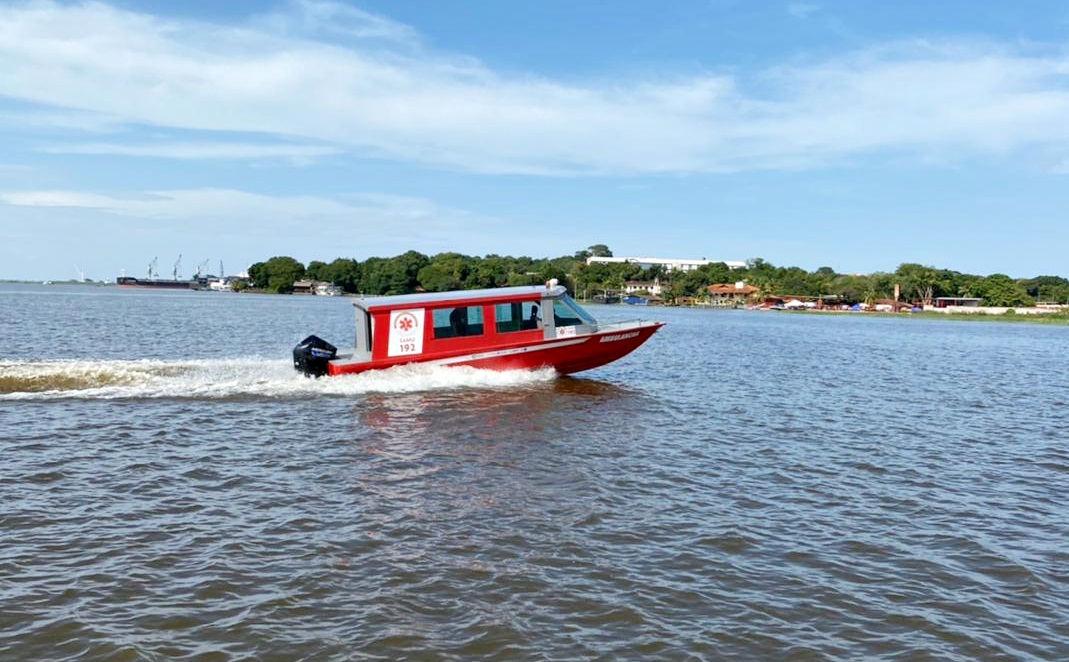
[116, 276, 194, 289]
[326, 321, 665, 377]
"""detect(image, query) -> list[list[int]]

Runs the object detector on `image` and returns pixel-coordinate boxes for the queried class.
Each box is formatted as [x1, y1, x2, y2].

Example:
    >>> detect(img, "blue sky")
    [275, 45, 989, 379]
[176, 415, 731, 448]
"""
[2, 0, 1069, 281]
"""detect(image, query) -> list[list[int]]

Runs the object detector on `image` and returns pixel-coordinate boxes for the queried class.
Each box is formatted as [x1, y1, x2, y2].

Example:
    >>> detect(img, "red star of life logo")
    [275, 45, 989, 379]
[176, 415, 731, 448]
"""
[395, 313, 416, 332]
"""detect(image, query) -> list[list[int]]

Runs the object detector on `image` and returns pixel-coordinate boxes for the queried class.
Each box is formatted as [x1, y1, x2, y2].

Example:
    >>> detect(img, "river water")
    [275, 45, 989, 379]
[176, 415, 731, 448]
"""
[1, 283, 1066, 661]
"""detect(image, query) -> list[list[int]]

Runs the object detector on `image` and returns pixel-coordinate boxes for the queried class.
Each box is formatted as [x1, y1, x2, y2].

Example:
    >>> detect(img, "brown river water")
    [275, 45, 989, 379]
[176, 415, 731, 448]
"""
[1, 283, 1067, 660]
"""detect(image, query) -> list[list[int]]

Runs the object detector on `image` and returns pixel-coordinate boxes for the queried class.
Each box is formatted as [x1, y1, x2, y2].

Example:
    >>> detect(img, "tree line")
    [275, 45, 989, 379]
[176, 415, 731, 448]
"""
[246, 245, 1069, 308]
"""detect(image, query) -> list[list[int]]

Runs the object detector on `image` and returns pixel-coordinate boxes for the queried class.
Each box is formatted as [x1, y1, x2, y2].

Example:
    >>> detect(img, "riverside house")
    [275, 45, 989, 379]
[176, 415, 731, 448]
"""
[707, 282, 759, 307]
[624, 280, 663, 296]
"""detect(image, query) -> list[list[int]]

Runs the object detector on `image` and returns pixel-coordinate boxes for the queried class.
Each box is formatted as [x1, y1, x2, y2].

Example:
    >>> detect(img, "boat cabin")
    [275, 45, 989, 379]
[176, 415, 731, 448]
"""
[337, 283, 596, 367]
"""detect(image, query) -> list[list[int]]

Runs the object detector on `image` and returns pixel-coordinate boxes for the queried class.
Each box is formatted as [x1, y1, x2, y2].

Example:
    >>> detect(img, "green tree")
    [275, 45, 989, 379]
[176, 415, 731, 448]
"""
[506, 270, 543, 286]
[868, 272, 896, 300]
[472, 255, 510, 289]
[381, 250, 430, 294]
[895, 263, 939, 304]
[359, 257, 388, 295]
[644, 263, 667, 282]
[247, 261, 266, 289]
[827, 274, 869, 303]
[740, 258, 777, 296]
[811, 267, 838, 299]
[324, 258, 362, 292]
[674, 268, 709, 297]
[305, 260, 329, 282]
[418, 252, 472, 292]
[695, 262, 734, 286]
[979, 274, 1034, 307]
[538, 262, 572, 293]
[777, 266, 817, 297]
[956, 273, 983, 299]
[1021, 275, 1069, 303]
[249, 256, 305, 293]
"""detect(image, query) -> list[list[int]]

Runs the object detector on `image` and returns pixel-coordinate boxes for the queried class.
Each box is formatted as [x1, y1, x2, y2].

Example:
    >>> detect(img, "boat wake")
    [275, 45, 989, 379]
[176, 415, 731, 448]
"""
[0, 358, 558, 401]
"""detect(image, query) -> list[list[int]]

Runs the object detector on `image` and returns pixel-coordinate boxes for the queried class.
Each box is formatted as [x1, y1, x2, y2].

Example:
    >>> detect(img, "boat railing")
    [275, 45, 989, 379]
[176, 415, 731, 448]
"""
[597, 319, 660, 332]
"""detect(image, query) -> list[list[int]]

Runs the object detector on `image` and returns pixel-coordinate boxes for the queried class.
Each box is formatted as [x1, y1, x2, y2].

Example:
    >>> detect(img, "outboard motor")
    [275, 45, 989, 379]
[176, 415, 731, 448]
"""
[293, 335, 337, 377]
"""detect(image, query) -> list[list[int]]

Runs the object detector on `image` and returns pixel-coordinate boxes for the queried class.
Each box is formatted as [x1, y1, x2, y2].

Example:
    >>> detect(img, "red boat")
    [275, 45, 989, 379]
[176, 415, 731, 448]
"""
[293, 281, 664, 377]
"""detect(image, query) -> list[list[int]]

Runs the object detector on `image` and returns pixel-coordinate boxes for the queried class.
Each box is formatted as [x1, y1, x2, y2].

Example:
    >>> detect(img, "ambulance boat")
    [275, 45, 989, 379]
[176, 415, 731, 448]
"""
[292, 281, 664, 377]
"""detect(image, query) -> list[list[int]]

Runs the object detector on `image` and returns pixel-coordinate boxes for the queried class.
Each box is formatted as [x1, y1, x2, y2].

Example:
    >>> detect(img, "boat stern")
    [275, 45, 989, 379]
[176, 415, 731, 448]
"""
[293, 335, 337, 377]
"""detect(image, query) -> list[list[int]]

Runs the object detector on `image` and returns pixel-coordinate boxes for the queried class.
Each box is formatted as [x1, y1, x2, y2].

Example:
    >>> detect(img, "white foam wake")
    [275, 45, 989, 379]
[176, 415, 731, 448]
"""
[0, 358, 558, 400]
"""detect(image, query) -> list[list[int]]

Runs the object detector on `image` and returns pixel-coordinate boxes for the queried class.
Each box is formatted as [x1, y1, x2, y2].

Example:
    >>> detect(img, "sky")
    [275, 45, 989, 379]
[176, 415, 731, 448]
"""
[2, 0, 1069, 281]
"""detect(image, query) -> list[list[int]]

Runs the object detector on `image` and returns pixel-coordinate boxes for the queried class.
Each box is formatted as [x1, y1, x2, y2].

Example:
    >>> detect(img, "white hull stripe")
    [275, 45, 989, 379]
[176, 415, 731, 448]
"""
[427, 337, 590, 367]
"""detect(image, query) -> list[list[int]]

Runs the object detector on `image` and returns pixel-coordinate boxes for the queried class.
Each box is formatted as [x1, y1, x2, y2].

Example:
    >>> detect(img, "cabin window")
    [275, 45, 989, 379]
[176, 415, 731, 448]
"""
[433, 305, 485, 339]
[495, 301, 542, 333]
[552, 295, 597, 327]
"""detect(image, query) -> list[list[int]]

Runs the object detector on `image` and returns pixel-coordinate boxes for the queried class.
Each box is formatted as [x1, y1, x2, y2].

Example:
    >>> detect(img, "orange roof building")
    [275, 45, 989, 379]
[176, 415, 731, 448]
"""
[707, 282, 759, 306]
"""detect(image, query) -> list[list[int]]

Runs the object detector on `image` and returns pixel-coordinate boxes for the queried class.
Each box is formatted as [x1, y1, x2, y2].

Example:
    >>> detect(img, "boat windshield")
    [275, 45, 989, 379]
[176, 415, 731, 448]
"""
[552, 294, 598, 327]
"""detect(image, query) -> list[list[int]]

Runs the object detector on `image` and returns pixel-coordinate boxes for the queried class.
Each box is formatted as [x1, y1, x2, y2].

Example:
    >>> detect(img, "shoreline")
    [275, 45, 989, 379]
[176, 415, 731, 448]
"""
[767, 308, 1069, 325]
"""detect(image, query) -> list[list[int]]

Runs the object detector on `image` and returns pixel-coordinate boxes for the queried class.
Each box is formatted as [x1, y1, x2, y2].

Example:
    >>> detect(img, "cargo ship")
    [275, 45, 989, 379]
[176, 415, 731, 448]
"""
[115, 275, 195, 289]
[116, 255, 197, 289]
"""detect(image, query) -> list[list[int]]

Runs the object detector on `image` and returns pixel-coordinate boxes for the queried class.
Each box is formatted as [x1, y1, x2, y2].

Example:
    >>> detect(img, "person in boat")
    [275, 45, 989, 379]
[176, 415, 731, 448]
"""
[521, 303, 540, 330]
[449, 306, 468, 336]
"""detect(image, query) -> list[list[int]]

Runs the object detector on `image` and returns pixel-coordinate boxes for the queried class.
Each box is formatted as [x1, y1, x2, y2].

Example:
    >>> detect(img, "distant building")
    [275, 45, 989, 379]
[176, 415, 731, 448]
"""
[624, 280, 663, 296]
[933, 297, 982, 308]
[707, 281, 759, 306]
[587, 256, 746, 272]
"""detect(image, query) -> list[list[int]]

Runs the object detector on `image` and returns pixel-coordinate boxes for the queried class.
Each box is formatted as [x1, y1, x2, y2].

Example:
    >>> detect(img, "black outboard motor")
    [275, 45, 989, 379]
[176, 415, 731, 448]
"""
[293, 335, 337, 377]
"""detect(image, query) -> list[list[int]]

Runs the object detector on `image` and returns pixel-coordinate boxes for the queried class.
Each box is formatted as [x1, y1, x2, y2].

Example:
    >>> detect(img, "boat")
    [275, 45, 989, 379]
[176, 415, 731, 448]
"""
[116, 255, 197, 290]
[116, 276, 196, 289]
[292, 281, 665, 377]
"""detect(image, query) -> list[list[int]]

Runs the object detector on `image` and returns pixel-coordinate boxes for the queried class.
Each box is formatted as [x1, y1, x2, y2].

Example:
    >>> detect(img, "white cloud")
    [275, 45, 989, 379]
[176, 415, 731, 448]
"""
[1051, 158, 1069, 174]
[38, 141, 343, 162]
[0, 187, 497, 239]
[0, 190, 125, 209]
[252, 0, 422, 45]
[0, 163, 34, 174]
[1, 2, 1068, 175]
[0, 108, 125, 135]
[788, 3, 820, 19]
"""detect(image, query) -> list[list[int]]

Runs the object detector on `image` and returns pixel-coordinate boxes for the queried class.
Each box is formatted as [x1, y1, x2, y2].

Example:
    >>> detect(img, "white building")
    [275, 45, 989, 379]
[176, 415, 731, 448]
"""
[624, 280, 663, 296]
[586, 256, 746, 272]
